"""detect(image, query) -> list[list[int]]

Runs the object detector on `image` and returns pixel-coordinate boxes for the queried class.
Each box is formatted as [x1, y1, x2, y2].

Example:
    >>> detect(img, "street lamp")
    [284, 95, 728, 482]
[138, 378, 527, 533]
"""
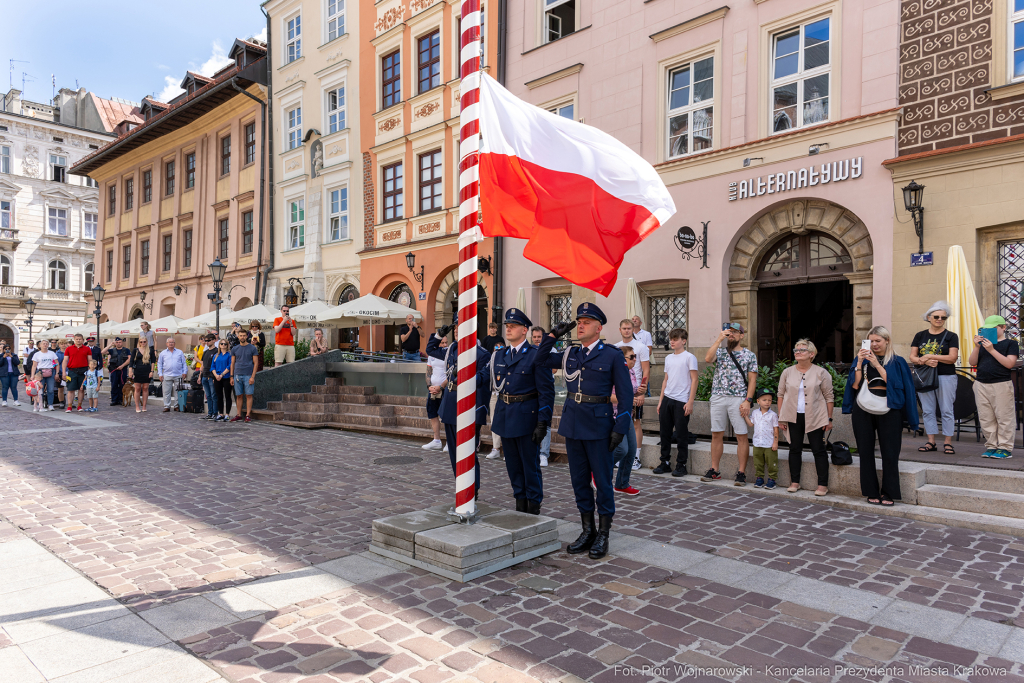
[902, 180, 926, 254]
[208, 259, 226, 334]
[91, 285, 105, 348]
[24, 297, 36, 347]
[405, 252, 425, 291]
[173, 284, 188, 296]
[285, 278, 306, 307]
[139, 290, 153, 313]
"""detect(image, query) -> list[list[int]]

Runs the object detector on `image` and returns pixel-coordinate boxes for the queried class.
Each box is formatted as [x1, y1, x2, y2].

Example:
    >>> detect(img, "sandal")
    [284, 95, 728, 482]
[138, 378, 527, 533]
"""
[918, 442, 937, 452]
[866, 497, 881, 505]
[880, 495, 894, 506]
[943, 444, 955, 454]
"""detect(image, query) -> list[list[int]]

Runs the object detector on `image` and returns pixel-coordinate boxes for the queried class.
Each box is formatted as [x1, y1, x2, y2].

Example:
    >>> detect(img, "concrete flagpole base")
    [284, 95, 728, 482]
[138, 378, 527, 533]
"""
[369, 504, 561, 583]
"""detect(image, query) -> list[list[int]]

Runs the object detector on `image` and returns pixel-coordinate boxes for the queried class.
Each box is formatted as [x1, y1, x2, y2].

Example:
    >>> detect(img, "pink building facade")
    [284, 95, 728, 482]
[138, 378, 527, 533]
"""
[501, 0, 901, 365]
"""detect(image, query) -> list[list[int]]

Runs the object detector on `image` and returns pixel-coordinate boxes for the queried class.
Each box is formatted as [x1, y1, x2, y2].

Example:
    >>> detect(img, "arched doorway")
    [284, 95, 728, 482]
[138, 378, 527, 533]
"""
[233, 297, 253, 311]
[729, 199, 873, 364]
[434, 268, 488, 341]
[0, 322, 15, 351]
[130, 307, 145, 320]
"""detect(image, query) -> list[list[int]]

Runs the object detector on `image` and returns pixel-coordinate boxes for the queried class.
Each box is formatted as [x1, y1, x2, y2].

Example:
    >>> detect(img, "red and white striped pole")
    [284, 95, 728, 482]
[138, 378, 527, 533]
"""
[455, 0, 483, 518]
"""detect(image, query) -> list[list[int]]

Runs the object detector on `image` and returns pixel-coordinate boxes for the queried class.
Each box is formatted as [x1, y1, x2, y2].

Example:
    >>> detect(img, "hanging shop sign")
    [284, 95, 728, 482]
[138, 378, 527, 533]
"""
[673, 222, 709, 269]
[729, 157, 863, 201]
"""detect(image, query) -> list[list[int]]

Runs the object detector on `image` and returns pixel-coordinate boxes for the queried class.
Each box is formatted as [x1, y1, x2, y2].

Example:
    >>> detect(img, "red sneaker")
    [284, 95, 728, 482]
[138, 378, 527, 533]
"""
[230, 415, 243, 422]
[244, 416, 251, 423]
[614, 486, 640, 496]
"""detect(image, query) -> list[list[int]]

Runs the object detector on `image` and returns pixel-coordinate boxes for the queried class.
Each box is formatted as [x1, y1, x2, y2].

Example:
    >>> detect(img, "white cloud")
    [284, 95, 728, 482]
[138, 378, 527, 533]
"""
[154, 40, 235, 102]
[157, 75, 183, 103]
[251, 27, 267, 43]
[197, 41, 233, 77]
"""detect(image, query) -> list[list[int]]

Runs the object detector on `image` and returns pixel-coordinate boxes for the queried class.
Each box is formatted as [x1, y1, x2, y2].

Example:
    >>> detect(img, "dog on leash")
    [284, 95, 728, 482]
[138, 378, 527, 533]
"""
[121, 378, 135, 407]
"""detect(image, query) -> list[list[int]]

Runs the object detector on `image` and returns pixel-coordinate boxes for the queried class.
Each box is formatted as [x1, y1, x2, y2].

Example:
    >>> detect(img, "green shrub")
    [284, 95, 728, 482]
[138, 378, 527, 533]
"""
[262, 340, 311, 367]
[694, 359, 847, 401]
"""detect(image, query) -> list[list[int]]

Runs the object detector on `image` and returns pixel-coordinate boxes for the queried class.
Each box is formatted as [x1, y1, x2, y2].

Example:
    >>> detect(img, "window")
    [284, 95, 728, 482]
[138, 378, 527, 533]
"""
[165, 160, 175, 195]
[83, 212, 97, 240]
[382, 162, 403, 222]
[123, 245, 131, 279]
[0, 200, 10, 232]
[221, 136, 231, 175]
[328, 188, 348, 241]
[418, 150, 442, 213]
[649, 295, 687, 347]
[47, 207, 68, 236]
[163, 234, 172, 271]
[140, 239, 150, 275]
[548, 103, 574, 119]
[382, 50, 401, 109]
[544, 0, 576, 43]
[48, 260, 66, 290]
[328, 0, 345, 40]
[219, 218, 229, 259]
[286, 14, 302, 63]
[79, 175, 98, 188]
[242, 211, 254, 253]
[757, 232, 851, 281]
[667, 57, 714, 158]
[327, 87, 346, 133]
[50, 154, 67, 183]
[418, 30, 441, 94]
[289, 199, 305, 249]
[245, 122, 256, 165]
[185, 152, 196, 189]
[108, 185, 116, 215]
[1, 146, 9, 174]
[0, 255, 10, 285]
[771, 17, 830, 133]
[998, 241, 1024, 336]
[84, 263, 94, 291]
[1013, 0, 1024, 81]
[106, 250, 113, 282]
[287, 108, 302, 150]
[548, 293, 572, 329]
[124, 177, 134, 210]
[143, 169, 152, 203]
[183, 229, 193, 268]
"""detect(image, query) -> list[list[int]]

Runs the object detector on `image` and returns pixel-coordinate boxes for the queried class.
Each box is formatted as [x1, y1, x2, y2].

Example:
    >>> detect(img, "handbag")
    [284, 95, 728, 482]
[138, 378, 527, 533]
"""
[910, 331, 946, 393]
[826, 434, 853, 466]
[41, 367, 52, 378]
[856, 365, 890, 415]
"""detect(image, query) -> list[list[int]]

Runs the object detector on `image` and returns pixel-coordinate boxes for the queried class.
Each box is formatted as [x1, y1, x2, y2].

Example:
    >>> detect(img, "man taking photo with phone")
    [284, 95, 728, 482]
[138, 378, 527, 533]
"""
[703, 323, 758, 486]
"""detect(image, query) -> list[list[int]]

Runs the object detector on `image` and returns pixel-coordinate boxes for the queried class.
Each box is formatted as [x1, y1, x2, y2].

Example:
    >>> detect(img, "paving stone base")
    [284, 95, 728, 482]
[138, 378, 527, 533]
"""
[370, 505, 561, 582]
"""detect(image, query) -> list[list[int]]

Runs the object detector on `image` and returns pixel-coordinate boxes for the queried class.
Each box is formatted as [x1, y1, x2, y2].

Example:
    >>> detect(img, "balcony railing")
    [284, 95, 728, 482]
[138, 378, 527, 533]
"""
[42, 289, 82, 301]
[0, 285, 26, 298]
[0, 228, 17, 240]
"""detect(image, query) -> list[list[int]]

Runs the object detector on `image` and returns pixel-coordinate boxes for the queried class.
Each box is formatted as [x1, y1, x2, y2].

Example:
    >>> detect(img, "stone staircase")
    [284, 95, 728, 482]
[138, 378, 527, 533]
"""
[251, 377, 569, 457]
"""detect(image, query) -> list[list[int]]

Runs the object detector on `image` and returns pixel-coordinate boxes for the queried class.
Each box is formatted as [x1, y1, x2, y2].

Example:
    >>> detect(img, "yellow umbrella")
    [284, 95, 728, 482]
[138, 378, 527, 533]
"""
[514, 288, 526, 314]
[946, 245, 984, 366]
[625, 278, 643, 319]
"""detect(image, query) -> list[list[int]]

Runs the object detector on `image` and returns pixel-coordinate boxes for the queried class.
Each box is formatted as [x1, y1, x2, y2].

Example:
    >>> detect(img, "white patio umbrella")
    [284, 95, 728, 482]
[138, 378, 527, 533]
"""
[221, 303, 280, 327]
[176, 310, 223, 335]
[316, 293, 422, 352]
[289, 300, 338, 327]
[41, 324, 77, 339]
[113, 315, 189, 338]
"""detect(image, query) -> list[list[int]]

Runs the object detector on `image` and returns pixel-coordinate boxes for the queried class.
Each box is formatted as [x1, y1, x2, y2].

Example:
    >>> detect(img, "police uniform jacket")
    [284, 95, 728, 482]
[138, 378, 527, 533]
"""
[490, 336, 557, 438]
[426, 334, 492, 426]
[539, 341, 634, 440]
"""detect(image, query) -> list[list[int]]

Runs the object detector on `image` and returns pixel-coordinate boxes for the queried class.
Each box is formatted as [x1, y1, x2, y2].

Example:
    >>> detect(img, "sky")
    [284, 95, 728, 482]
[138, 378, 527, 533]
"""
[1, 0, 267, 106]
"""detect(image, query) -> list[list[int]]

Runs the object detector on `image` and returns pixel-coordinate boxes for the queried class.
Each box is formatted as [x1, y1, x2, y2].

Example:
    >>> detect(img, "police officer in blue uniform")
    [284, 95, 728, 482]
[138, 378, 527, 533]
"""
[490, 308, 556, 515]
[540, 303, 634, 559]
[426, 321, 493, 494]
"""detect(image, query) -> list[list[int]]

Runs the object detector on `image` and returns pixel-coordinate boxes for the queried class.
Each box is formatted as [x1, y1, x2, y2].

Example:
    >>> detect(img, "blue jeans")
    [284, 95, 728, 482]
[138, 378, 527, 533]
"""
[403, 351, 421, 362]
[612, 423, 637, 489]
[919, 374, 957, 437]
[540, 424, 551, 458]
[202, 377, 217, 416]
[41, 375, 55, 405]
[1, 375, 17, 401]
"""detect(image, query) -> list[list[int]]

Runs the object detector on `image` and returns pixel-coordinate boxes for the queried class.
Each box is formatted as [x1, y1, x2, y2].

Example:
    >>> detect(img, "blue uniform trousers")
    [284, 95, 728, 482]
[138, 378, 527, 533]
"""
[502, 434, 543, 504]
[444, 422, 481, 493]
[565, 437, 615, 517]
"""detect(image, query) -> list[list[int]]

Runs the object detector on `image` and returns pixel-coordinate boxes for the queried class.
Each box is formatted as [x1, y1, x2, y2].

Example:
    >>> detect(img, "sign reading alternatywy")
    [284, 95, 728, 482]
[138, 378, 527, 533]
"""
[729, 157, 863, 201]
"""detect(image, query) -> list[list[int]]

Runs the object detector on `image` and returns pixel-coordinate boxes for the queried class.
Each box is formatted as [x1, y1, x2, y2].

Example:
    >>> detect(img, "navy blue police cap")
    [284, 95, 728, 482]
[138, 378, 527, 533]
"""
[504, 308, 532, 328]
[575, 302, 607, 325]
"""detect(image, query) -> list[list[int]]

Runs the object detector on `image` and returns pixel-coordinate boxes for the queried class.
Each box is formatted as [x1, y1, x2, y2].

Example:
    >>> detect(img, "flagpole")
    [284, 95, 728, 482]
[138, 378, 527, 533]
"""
[455, 0, 482, 519]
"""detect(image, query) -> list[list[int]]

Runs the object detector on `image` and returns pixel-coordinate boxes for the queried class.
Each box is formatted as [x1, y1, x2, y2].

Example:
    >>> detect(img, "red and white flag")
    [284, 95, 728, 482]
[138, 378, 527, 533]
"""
[476, 73, 676, 296]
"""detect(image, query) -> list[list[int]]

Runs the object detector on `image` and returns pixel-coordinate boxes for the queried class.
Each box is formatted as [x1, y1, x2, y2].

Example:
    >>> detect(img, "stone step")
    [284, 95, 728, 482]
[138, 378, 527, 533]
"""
[251, 409, 280, 421]
[324, 412, 398, 428]
[397, 416, 432, 430]
[378, 394, 427, 407]
[393, 405, 428, 418]
[916, 484, 1024, 520]
[325, 377, 346, 387]
[925, 467, 1024, 495]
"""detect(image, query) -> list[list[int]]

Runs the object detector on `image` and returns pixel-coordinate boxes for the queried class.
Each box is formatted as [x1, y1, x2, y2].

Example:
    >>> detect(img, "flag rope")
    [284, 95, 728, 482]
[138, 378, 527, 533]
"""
[455, 0, 482, 516]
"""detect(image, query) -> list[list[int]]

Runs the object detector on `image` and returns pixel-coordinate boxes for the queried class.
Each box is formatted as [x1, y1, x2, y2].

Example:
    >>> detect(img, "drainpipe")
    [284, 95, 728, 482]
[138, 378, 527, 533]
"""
[492, 0, 509, 326]
[231, 80, 267, 303]
[260, 6, 275, 305]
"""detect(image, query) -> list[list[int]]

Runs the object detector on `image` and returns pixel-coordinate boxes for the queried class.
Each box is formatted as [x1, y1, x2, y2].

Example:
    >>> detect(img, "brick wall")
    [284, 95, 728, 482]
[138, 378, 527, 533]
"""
[899, 0, 1024, 154]
[363, 151, 374, 249]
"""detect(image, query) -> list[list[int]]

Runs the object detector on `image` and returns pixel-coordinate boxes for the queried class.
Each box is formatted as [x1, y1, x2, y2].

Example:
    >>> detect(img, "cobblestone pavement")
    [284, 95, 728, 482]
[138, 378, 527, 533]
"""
[1, 404, 1024, 681]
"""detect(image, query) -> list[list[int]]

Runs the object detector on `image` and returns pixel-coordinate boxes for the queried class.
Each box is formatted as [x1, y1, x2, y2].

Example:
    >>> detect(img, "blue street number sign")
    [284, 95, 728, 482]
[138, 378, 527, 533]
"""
[911, 252, 933, 267]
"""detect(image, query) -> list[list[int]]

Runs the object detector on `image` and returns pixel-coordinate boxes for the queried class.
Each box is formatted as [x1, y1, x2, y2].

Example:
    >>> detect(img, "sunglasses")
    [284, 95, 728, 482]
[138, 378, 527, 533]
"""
[932, 315, 948, 320]
[624, 355, 635, 360]
[793, 347, 810, 353]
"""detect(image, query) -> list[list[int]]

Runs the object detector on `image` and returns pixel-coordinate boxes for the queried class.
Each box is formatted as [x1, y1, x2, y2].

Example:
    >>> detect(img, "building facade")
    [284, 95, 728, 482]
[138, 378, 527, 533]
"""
[0, 89, 132, 349]
[358, 0, 500, 352]
[885, 0, 1024, 353]
[500, 0, 901, 366]
[264, 0, 364, 339]
[70, 41, 270, 331]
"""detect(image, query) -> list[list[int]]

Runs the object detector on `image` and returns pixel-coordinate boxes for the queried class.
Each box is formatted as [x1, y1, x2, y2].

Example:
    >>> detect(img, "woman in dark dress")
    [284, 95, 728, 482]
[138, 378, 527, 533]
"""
[127, 337, 154, 412]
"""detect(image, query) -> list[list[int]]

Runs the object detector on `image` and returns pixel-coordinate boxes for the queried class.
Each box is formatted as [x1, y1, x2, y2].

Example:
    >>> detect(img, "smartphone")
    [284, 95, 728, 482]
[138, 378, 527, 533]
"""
[861, 340, 871, 351]
[723, 323, 731, 331]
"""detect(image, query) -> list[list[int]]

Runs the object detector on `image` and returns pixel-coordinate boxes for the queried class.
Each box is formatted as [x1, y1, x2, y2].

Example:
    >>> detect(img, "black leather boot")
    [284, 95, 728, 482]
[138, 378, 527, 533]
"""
[515, 498, 528, 513]
[526, 500, 541, 515]
[567, 511, 596, 554]
[588, 515, 612, 559]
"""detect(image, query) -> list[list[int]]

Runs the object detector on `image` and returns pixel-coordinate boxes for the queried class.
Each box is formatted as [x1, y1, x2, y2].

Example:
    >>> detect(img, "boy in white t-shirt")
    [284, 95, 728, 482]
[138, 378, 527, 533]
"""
[744, 388, 779, 489]
[655, 328, 698, 476]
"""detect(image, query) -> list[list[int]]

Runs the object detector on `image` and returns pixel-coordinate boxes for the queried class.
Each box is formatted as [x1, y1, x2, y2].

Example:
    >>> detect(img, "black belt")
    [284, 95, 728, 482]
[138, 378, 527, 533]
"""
[499, 392, 537, 404]
[568, 392, 611, 404]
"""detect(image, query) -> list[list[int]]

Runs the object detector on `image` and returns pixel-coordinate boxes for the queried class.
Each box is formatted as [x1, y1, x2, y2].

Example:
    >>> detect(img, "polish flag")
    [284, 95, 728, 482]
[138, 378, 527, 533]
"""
[476, 73, 676, 296]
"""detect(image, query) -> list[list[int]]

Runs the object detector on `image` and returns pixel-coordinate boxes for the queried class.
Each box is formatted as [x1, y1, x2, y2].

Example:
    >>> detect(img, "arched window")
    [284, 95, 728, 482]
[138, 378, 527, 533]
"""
[48, 260, 67, 290]
[0, 255, 10, 285]
[756, 231, 852, 283]
[131, 307, 145, 320]
[84, 263, 94, 292]
[337, 284, 358, 305]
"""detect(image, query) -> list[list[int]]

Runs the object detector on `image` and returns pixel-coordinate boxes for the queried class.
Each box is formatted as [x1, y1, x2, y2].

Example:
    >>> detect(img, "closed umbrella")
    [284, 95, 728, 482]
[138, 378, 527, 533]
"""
[946, 245, 984, 366]
[515, 287, 526, 313]
[625, 278, 643, 320]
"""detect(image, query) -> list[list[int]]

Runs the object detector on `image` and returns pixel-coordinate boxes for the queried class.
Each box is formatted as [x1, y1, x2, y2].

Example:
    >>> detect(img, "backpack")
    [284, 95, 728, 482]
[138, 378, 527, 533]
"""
[185, 389, 205, 413]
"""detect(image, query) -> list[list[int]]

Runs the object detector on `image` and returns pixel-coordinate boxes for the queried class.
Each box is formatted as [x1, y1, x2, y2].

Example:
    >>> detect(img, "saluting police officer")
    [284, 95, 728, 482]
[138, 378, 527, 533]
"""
[426, 320, 493, 494]
[540, 303, 634, 559]
[490, 308, 557, 515]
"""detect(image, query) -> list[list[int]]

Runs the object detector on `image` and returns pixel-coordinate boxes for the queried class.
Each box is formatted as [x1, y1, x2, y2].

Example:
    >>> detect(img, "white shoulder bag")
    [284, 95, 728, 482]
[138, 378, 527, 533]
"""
[856, 360, 889, 415]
